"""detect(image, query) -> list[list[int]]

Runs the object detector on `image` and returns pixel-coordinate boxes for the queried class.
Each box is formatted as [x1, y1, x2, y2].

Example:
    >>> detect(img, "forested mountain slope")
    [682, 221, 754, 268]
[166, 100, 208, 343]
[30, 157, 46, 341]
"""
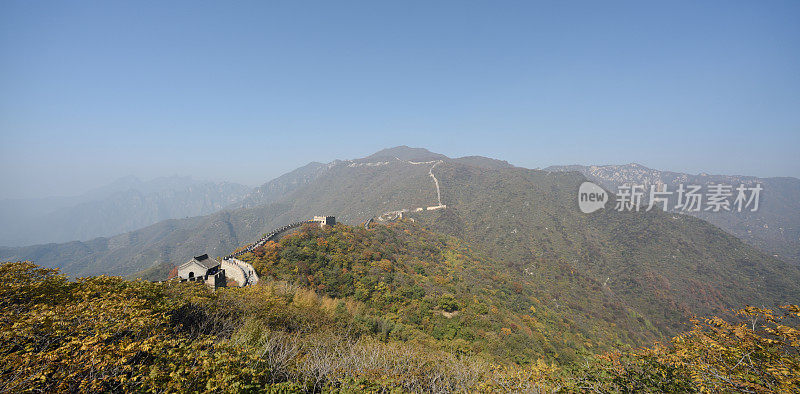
[546, 163, 800, 265]
[1, 147, 797, 346]
[415, 162, 800, 337]
[236, 221, 653, 362]
[0, 147, 491, 276]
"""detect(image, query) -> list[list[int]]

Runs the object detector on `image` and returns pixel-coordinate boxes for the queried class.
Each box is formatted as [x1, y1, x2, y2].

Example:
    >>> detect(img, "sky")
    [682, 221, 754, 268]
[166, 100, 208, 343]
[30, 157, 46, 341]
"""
[1, 1, 799, 199]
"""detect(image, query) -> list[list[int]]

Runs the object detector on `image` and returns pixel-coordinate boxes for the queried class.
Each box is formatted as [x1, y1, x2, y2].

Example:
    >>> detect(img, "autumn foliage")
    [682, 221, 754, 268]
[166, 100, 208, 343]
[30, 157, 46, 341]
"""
[1, 252, 798, 391]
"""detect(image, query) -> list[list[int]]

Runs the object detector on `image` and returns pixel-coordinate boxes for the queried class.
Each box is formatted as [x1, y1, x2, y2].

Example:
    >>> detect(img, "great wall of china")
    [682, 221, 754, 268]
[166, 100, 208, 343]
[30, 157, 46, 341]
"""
[372, 158, 447, 223]
[224, 216, 336, 260]
[189, 157, 448, 287]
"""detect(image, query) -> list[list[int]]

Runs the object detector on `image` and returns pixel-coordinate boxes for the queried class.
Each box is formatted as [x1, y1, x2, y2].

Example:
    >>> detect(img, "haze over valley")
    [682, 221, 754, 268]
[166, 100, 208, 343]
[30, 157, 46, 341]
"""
[0, 176, 251, 246]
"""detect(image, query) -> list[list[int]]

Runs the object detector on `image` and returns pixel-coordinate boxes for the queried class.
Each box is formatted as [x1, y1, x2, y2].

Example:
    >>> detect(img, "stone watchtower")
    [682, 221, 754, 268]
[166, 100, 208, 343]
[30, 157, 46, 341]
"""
[176, 254, 226, 289]
[313, 216, 336, 227]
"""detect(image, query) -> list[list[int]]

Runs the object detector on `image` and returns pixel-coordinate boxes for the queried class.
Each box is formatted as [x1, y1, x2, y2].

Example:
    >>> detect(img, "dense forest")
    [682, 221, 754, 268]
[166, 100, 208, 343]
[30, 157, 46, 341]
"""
[240, 222, 656, 363]
[2, 222, 798, 392]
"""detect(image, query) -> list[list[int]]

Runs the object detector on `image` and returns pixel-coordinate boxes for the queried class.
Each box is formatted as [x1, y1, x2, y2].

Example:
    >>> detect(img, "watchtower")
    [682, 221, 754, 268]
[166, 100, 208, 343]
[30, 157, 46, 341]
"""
[313, 216, 336, 227]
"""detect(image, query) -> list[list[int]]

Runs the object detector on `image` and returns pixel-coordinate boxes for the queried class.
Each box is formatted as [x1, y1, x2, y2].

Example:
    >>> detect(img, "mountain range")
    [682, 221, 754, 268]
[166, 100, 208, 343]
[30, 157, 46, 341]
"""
[545, 163, 800, 265]
[1, 146, 798, 346]
[0, 176, 251, 246]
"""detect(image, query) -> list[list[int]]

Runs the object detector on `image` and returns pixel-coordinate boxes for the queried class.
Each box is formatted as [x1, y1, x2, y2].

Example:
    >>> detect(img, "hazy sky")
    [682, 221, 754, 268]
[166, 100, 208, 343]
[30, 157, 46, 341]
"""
[2, 1, 799, 199]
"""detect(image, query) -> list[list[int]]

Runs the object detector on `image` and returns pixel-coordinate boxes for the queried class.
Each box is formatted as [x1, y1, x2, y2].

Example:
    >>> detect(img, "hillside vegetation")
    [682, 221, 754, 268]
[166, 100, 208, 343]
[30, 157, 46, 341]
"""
[3, 145, 795, 321]
[3, 258, 798, 393]
[417, 162, 800, 339]
[0, 150, 444, 277]
[236, 222, 656, 363]
[546, 163, 800, 265]
[2, 148, 798, 384]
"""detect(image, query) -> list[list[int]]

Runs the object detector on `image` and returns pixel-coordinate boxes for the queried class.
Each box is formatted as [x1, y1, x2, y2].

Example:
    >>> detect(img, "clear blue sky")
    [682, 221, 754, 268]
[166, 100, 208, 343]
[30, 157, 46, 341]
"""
[1, 1, 798, 198]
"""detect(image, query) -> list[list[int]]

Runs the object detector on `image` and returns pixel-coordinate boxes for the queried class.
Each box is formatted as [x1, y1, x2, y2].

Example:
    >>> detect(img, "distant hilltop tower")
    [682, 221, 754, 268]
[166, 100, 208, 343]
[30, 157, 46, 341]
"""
[313, 216, 336, 227]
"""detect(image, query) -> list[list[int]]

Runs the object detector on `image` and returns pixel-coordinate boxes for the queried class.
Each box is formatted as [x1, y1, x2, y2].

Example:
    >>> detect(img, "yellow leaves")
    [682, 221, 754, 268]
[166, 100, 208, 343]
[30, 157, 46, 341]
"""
[375, 281, 390, 295]
[292, 287, 321, 310]
[781, 304, 800, 317]
[4, 259, 799, 393]
[705, 316, 731, 328]
[370, 259, 394, 272]
[0, 262, 195, 392]
[432, 274, 449, 285]
[648, 304, 800, 392]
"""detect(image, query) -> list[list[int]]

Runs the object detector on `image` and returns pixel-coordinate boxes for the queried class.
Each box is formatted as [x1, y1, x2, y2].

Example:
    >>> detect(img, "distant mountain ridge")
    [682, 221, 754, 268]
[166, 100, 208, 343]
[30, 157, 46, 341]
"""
[0, 176, 252, 246]
[229, 162, 331, 210]
[545, 163, 800, 264]
[2, 147, 798, 349]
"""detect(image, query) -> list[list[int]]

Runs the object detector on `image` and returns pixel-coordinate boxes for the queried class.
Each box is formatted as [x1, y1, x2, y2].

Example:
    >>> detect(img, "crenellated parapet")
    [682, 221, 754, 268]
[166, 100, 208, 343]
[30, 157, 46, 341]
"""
[224, 216, 335, 260]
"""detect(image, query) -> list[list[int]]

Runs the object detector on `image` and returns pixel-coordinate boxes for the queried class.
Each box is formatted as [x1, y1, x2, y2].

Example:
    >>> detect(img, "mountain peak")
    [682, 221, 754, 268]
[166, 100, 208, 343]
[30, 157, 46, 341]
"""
[624, 162, 653, 170]
[363, 146, 448, 162]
